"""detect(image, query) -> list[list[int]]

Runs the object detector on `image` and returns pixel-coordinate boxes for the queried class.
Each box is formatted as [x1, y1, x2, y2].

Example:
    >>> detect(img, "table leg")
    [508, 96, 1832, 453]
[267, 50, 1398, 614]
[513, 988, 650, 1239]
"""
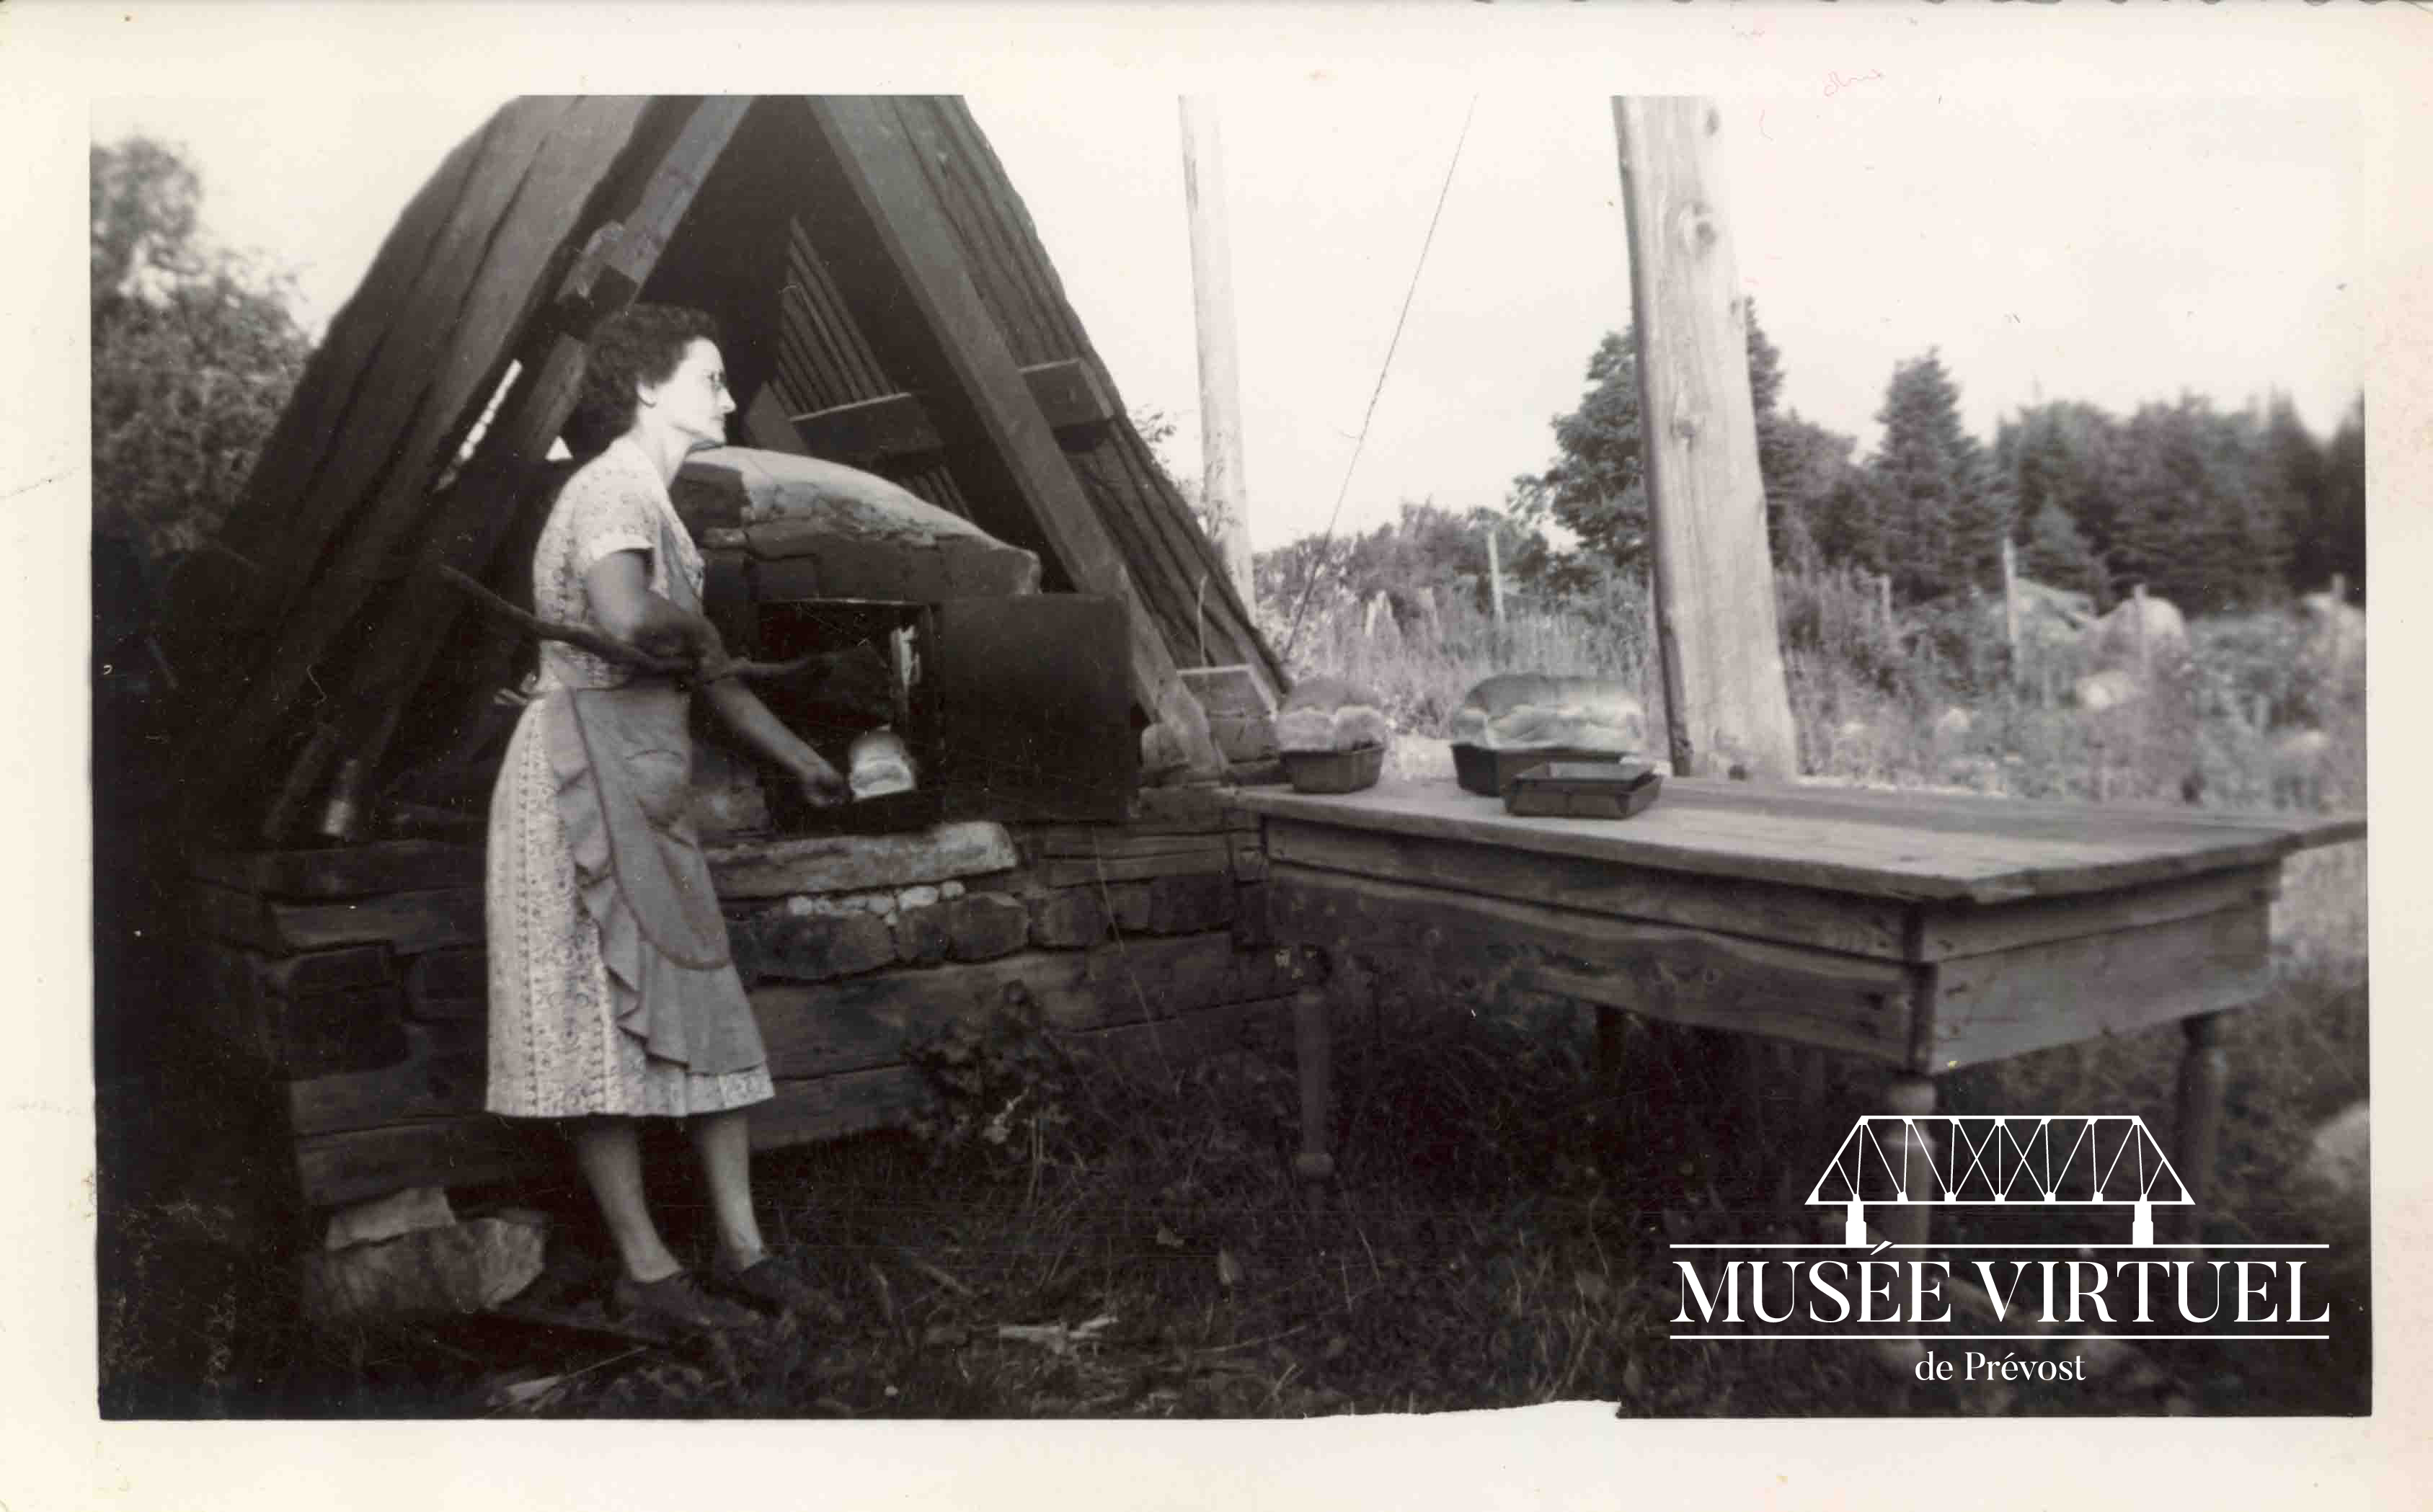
[1593, 1005, 1625, 1095]
[1872, 1073, 1938, 1381]
[1292, 981, 1334, 1208]
[2171, 1012, 2228, 1245]
[1875, 1074, 1938, 1253]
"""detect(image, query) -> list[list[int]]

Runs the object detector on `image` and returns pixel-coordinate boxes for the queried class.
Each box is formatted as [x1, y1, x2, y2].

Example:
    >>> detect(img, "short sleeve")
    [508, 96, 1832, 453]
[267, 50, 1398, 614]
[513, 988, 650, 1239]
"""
[559, 461, 659, 579]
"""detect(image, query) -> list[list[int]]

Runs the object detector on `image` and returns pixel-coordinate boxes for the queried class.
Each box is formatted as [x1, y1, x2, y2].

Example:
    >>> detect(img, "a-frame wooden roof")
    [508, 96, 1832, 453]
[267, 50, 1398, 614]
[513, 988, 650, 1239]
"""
[158, 95, 1284, 844]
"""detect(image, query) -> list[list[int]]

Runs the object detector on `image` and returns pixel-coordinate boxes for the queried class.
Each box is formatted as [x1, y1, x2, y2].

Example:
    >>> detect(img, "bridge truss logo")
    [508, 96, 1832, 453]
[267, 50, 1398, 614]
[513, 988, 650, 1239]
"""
[1811, 1114, 2191, 1248]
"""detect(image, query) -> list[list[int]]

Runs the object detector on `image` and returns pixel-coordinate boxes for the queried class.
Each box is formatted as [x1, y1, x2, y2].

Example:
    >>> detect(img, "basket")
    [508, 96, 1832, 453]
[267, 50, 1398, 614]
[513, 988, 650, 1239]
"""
[1280, 744, 1387, 795]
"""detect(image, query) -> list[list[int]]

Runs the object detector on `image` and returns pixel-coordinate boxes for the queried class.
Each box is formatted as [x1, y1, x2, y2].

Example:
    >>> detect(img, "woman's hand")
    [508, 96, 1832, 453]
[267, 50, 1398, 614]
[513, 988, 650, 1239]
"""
[797, 753, 851, 809]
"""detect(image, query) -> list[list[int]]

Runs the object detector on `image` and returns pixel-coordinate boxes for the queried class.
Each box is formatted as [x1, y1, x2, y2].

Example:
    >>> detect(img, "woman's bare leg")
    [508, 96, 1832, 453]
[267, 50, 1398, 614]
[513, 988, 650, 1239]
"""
[690, 1108, 766, 1271]
[572, 1116, 682, 1283]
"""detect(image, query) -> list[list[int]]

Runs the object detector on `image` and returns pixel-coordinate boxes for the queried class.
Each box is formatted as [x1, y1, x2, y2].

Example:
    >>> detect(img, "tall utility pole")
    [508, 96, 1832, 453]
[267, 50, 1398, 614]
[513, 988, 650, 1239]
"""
[1613, 97, 1799, 779]
[1179, 97, 1255, 605]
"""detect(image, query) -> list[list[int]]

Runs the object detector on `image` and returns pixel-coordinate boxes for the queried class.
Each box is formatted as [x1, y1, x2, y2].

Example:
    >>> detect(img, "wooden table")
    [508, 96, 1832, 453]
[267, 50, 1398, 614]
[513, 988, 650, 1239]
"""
[1236, 778, 2363, 1245]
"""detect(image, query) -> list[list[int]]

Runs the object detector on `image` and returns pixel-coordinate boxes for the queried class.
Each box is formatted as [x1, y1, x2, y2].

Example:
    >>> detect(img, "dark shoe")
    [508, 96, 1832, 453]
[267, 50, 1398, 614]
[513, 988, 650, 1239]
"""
[611, 1270, 760, 1336]
[709, 1256, 832, 1320]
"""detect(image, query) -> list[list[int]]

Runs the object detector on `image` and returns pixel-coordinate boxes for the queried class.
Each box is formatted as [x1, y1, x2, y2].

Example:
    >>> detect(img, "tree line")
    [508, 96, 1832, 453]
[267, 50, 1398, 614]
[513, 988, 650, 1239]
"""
[1260, 304, 2364, 627]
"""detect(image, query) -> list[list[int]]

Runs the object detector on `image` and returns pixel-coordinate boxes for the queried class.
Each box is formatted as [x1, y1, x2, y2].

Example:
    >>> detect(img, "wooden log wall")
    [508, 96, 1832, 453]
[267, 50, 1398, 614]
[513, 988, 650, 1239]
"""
[189, 788, 1286, 1209]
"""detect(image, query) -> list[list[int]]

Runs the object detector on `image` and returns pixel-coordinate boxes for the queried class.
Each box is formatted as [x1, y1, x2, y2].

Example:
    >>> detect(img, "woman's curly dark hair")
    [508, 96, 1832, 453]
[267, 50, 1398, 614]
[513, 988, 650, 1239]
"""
[563, 304, 724, 455]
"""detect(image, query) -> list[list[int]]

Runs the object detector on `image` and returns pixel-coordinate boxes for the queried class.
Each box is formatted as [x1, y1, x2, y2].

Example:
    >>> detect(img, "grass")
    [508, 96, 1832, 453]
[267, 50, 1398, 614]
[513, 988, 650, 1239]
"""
[97, 571, 2368, 1419]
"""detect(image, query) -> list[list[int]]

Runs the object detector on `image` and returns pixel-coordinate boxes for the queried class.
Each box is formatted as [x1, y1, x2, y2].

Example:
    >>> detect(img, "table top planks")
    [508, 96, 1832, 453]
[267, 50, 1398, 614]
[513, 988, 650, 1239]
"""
[1236, 778, 2362, 905]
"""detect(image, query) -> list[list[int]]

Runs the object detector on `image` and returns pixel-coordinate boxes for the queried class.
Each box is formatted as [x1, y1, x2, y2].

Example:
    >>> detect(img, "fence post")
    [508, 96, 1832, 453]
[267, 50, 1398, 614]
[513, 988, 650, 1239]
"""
[1486, 526, 1506, 631]
[2001, 536, 2021, 686]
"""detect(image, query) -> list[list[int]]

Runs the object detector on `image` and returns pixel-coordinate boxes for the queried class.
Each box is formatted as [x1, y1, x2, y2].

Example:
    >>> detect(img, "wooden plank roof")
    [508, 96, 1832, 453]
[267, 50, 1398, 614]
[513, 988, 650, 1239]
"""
[156, 96, 1285, 844]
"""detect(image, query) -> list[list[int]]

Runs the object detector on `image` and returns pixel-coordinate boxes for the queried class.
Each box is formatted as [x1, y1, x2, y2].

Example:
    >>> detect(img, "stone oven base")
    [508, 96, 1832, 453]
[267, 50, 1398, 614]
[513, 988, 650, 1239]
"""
[186, 786, 1282, 1211]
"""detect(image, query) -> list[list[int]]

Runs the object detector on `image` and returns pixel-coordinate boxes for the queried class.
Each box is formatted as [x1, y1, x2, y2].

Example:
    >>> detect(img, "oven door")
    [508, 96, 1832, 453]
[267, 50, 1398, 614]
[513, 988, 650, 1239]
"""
[930, 596, 1136, 822]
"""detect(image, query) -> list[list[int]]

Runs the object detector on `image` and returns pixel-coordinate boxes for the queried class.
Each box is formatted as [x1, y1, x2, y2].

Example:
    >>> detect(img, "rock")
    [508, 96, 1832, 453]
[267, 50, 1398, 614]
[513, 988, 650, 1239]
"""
[1029, 889, 1108, 949]
[1933, 706, 1973, 742]
[2294, 1101, 2369, 1202]
[324, 1186, 456, 1251]
[301, 1217, 546, 1324]
[2092, 592, 2191, 669]
[892, 904, 951, 966]
[707, 822, 1019, 899]
[749, 912, 896, 982]
[898, 884, 940, 910]
[947, 893, 1032, 962]
[2074, 667, 2140, 713]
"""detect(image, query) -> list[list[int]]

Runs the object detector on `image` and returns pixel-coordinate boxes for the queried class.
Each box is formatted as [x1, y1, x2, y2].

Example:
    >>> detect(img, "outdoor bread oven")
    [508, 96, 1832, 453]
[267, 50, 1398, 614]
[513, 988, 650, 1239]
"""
[151, 96, 1288, 1234]
[678, 446, 1141, 835]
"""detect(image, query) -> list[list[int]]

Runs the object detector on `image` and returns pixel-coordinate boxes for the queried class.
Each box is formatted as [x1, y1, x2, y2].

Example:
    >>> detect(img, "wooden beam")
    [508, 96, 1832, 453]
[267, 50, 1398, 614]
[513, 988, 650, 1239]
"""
[796, 96, 1220, 773]
[1179, 97, 1256, 605]
[292, 98, 753, 837]
[786, 359, 1115, 468]
[1613, 98, 1799, 779]
[187, 97, 659, 825]
[154, 108, 498, 690]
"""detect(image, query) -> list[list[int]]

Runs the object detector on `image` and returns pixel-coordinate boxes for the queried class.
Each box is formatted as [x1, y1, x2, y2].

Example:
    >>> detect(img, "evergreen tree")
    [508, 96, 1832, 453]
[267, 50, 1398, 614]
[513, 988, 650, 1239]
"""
[1512, 301, 1853, 579]
[2259, 392, 2329, 590]
[2318, 399, 2365, 602]
[1866, 350, 2005, 602]
[2019, 497, 2104, 597]
[1996, 400, 2125, 602]
[2106, 397, 2288, 611]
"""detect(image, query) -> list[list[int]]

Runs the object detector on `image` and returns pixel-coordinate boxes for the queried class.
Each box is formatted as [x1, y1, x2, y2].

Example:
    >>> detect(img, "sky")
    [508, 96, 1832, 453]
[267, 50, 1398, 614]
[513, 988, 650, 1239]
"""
[89, 89, 2364, 554]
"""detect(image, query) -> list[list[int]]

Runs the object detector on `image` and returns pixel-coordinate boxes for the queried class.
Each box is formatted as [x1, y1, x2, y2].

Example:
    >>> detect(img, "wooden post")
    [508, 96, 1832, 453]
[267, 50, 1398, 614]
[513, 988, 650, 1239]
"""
[1613, 99, 1800, 779]
[1486, 524, 1506, 657]
[1292, 980, 1336, 1210]
[2170, 1013, 2228, 1245]
[2001, 535, 2021, 685]
[1179, 97, 1256, 606]
[1871, 1074, 1936, 1376]
[2132, 582, 2149, 679]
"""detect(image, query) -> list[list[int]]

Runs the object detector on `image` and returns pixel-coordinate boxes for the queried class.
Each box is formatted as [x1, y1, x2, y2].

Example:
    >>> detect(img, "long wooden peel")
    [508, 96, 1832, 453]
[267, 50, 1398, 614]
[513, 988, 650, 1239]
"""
[432, 564, 813, 685]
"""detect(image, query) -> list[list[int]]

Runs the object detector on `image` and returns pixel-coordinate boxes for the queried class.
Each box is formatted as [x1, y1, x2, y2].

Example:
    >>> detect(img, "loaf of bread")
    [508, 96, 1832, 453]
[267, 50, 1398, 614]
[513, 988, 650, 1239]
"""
[1273, 675, 1391, 754]
[1448, 673, 1647, 752]
[848, 727, 916, 799]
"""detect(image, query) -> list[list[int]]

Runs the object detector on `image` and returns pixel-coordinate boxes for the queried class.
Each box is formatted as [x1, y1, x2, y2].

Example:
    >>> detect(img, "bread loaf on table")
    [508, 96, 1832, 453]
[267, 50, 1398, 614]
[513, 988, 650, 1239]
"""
[1273, 675, 1391, 754]
[1448, 673, 1647, 752]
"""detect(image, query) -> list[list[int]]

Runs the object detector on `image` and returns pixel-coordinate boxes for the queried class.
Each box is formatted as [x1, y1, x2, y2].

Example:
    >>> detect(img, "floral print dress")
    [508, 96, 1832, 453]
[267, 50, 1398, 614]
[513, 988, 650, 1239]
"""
[484, 437, 774, 1119]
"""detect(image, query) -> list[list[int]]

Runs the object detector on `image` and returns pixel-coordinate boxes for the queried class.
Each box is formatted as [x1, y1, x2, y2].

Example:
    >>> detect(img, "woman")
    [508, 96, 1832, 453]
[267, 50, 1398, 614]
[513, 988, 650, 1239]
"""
[486, 304, 848, 1334]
